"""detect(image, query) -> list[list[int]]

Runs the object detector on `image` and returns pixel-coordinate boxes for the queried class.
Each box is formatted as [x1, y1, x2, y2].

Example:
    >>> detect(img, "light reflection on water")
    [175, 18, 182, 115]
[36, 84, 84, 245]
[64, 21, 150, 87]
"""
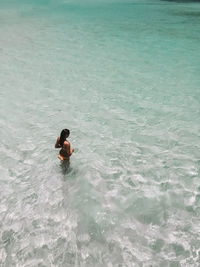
[0, 0, 200, 266]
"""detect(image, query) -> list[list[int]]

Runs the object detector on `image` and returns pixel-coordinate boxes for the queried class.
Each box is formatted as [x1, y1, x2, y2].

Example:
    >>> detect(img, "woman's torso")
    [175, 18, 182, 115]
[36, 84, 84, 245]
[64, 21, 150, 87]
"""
[59, 140, 70, 158]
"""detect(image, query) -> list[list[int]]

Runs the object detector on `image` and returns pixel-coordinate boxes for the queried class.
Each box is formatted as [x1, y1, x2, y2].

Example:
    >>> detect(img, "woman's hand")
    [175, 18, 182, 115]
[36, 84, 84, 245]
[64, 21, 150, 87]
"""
[55, 137, 61, 148]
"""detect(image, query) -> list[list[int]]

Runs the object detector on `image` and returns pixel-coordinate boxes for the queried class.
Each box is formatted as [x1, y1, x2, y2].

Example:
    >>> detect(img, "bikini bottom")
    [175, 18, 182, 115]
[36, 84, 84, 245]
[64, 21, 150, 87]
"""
[58, 154, 70, 161]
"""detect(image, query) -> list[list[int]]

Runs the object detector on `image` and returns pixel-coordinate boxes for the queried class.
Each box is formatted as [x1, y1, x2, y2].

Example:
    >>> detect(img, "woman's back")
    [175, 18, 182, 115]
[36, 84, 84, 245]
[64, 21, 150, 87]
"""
[59, 140, 71, 157]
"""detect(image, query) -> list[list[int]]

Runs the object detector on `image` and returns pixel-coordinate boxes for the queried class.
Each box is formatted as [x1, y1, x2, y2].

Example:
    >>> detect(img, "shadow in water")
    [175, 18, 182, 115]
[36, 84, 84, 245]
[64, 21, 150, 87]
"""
[60, 160, 71, 176]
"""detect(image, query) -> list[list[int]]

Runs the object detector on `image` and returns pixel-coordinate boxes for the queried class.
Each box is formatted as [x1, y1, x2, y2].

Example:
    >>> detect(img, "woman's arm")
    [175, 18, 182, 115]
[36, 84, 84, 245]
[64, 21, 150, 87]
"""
[70, 148, 74, 155]
[55, 137, 61, 148]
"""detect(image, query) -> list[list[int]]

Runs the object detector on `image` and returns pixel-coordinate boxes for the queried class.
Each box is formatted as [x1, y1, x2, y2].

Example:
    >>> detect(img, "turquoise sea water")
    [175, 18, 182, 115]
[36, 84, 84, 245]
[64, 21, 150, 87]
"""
[0, 0, 200, 266]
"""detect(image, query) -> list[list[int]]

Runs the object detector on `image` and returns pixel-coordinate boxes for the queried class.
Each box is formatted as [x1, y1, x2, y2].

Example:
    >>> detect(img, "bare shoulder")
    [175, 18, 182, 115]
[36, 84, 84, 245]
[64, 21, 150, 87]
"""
[64, 140, 70, 147]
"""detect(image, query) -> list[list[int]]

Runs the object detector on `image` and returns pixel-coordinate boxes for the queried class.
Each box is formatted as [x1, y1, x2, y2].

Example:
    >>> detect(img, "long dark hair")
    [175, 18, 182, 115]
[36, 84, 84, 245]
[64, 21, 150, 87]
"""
[59, 129, 70, 147]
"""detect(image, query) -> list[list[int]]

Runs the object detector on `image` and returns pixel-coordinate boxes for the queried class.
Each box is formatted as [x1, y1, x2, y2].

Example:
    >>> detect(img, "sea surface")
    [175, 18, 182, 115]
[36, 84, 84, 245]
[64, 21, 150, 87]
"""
[0, 0, 200, 266]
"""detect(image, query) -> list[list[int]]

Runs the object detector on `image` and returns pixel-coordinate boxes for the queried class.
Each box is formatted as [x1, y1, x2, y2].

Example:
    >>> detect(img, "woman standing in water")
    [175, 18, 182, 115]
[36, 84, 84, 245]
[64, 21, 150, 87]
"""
[55, 129, 74, 160]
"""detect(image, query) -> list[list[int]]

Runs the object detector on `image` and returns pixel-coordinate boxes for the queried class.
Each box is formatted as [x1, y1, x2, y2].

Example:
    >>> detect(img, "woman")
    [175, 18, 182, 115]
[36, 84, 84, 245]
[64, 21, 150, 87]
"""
[55, 129, 74, 160]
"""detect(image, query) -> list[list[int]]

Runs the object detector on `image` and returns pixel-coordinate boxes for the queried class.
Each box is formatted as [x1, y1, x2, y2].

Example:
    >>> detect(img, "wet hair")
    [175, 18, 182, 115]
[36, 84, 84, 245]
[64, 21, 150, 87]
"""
[59, 129, 70, 147]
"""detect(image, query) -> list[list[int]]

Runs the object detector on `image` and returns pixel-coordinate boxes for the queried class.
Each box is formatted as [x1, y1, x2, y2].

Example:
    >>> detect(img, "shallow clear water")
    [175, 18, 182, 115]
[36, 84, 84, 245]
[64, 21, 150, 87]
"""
[0, 0, 200, 266]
